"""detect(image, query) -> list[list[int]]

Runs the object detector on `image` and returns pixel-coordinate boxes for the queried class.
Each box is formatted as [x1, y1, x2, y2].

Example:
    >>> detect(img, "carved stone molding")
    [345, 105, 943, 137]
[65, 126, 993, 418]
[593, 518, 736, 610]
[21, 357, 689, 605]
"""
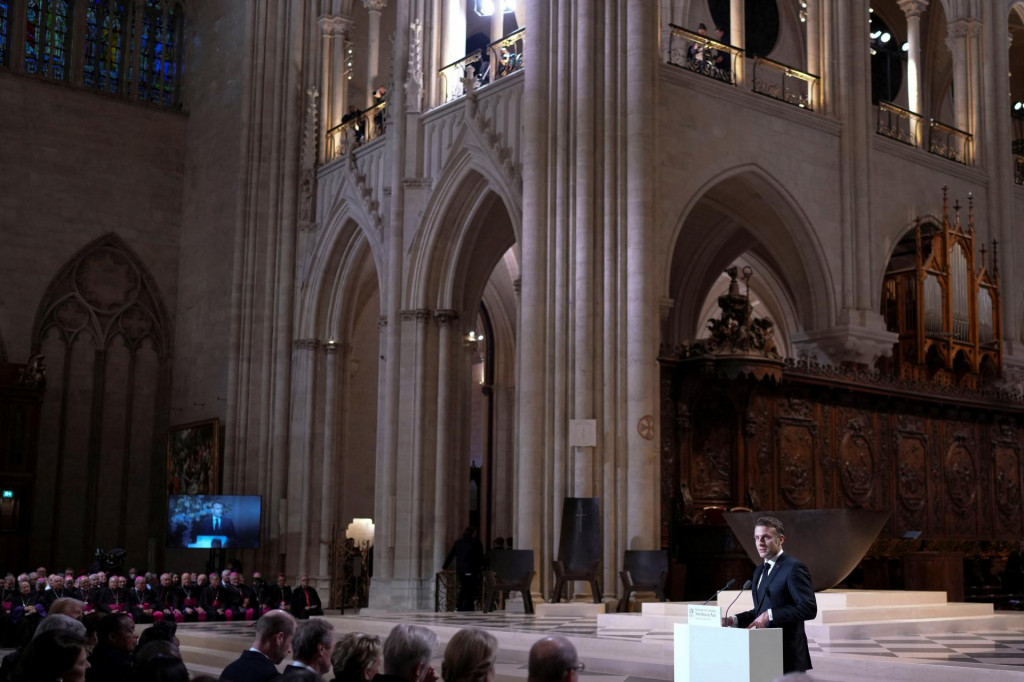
[344, 154, 383, 232]
[399, 309, 431, 323]
[294, 338, 321, 351]
[318, 14, 354, 38]
[462, 79, 524, 195]
[377, 316, 388, 330]
[362, 0, 387, 11]
[434, 309, 459, 325]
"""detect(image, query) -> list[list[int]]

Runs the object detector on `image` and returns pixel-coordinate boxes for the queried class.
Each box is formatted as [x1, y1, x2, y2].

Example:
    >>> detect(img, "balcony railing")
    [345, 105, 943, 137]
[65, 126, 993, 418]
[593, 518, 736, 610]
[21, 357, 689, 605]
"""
[487, 27, 525, 82]
[1014, 154, 1024, 186]
[439, 28, 526, 105]
[752, 56, 817, 110]
[325, 100, 387, 162]
[928, 119, 971, 165]
[876, 100, 922, 147]
[667, 24, 743, 86]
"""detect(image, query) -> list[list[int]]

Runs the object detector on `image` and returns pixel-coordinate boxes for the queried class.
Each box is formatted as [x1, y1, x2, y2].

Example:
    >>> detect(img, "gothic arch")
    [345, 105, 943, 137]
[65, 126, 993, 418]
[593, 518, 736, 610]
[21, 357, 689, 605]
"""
[298, 173, 386, 339]
[664, 164, 835, 344]
[32, 232, 172, 357]
[407, 148, 519, 318]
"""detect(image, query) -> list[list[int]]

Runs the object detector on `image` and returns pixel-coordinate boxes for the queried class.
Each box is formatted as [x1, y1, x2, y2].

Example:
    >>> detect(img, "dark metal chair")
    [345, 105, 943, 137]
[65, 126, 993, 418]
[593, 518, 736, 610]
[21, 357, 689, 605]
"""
[483, 549, 535, 614]
[617, 549, 669, 612]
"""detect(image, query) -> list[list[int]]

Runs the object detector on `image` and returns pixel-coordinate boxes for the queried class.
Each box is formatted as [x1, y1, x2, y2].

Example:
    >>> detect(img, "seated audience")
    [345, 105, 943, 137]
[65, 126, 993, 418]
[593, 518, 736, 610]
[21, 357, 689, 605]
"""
[375, 624, 438, 682]
[282, 619, 335, 680]
[11, 630, 90, 682]
[220, 609, 297, 682]
[441, 628, 496, 682]
[527, 636, 581, 682]
[331, 632, 383, 682]
[290, 575, 324, 619]
[87, 613, 136, 682]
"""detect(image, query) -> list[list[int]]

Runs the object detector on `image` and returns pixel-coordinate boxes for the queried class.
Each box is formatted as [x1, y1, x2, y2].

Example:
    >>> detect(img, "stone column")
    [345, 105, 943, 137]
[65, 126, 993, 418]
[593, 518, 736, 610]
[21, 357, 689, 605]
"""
[433, 311, 458, 568]
[442, 0, 468, 66]
[897, 0, 927, 117]
[318, 15, 354, 136]
[625, 0, 659, 549]
[69, 0, 87, 86]
[730, 0, 745, 85]
[574, 0, 596, 497]
[318, 340, 341, 579]
[491, 6, 505, 44]
[291, 339, 320, 575]
[805, 0, 822, 111]
[516, 0, 550, 592]
[363, 0, 387, 107]
[946, 19, 971, 136]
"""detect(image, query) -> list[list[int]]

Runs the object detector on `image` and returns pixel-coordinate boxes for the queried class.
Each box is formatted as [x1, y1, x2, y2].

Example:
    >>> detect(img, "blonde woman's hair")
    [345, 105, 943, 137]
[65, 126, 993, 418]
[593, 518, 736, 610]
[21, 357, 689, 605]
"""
[441, 628, 498, 682]
[332, 632, 384, 682]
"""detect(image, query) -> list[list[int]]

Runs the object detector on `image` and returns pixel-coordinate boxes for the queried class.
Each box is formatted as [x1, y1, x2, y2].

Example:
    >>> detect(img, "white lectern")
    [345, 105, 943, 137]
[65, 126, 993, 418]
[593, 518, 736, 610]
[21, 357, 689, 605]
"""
[674, 605, 782, 682]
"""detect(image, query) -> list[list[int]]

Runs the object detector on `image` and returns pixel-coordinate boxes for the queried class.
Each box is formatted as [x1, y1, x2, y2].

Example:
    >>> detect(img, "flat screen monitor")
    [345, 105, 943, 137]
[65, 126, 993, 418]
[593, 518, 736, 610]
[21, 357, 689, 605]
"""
[166, 495, 261, 549]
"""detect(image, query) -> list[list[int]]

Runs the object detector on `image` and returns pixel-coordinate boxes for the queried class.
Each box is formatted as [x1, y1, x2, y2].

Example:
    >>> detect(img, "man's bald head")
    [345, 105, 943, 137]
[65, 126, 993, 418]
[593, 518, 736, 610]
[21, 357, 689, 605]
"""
[528, 636, 579, 682]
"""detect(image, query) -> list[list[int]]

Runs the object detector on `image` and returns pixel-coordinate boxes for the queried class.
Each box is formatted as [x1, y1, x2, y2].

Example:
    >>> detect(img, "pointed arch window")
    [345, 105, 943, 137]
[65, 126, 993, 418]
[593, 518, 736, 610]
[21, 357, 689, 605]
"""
[26, 0, 70, 80]
[135, 0, 184, 107]
[84, 0, 127, 92]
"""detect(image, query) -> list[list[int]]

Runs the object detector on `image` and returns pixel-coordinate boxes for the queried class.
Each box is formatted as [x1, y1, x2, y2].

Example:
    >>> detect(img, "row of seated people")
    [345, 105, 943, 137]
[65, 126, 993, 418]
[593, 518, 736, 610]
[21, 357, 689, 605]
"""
[0, 569, 325, 646]
[4, 605, 588, 682]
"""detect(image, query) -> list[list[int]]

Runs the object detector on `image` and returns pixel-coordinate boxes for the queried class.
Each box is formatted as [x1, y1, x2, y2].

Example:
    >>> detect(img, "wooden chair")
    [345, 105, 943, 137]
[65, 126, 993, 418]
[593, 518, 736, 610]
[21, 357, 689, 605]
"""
[483, 549, 535, 614]
[550, 558, 602, 603]
[617, 550, 669, 612]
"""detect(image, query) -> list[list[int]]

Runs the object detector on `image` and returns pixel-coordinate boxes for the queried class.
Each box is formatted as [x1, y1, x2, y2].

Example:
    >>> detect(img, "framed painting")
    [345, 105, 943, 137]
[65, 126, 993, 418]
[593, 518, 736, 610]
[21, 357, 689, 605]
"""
[167, 418, 220, 496]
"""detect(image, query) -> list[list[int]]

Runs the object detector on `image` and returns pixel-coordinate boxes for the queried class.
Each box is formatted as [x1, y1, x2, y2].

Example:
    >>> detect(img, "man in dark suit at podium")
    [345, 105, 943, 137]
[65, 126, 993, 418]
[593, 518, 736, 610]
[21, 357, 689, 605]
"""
[196, 501, 236, 541]
[724, 515, 817, 673]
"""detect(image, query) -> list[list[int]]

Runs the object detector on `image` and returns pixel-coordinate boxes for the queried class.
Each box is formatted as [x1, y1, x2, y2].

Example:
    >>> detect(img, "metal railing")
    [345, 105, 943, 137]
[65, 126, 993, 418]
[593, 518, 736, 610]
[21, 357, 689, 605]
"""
[667, 24, 743, 86]
[487, 27, 525, 82]
[752, 56, 817, 110]
[1014, 154, 1024, 186]
[928, 119, 971, 165]
[439, 29, 527, 104]
[324, 100, 387, 162]
[876, 100, 922, 147]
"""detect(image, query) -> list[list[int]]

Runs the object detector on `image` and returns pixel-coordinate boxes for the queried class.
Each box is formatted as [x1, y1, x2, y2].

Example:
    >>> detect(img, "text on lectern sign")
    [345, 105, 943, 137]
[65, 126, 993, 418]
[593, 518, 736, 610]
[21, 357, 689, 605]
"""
[687, 604, 722, 627]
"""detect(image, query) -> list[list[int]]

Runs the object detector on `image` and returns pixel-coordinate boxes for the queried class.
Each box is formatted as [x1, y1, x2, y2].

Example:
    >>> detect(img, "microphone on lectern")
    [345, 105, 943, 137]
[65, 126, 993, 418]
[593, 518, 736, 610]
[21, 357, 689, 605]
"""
[724, 579, 753, 621]
[702, 578, 737, 605]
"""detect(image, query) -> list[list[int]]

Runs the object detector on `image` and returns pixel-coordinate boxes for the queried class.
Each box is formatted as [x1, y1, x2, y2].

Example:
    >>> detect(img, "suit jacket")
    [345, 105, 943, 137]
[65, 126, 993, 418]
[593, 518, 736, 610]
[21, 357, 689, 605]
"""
[281, 664, 324, 681]
[196, 514, 236, 537]
[266, 584, 293, 610]
[221, 649, 282, 682]
[735, 551, 817, 673]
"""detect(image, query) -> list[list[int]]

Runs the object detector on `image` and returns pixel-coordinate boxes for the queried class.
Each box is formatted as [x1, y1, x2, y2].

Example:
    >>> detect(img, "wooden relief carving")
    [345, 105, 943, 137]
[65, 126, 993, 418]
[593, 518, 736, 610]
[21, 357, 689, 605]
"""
[692, 427, 732, 499]
[896, 435, 927, 511]
[994, 445, 1021, 521]
[944, 433, 977, 512]
[839, 417, 874, 506]
[778, 422, 814, 507]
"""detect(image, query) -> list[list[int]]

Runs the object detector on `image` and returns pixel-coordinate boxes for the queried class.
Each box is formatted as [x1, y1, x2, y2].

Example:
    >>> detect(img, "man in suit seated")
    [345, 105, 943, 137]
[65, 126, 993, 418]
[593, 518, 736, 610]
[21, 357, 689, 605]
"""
[282, 619, 336, 680]
[221, 609, 297, 682]
[723, 515, 817, 674]
[290, 575, 324, 619]
[266, 573, 293, 613]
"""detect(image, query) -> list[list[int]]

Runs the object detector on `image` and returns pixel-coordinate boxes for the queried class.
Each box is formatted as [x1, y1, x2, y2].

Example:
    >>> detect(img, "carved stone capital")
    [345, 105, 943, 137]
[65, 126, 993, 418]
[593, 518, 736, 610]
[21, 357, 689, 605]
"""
[318, 14, 354, 38]
[896, 0, 928, 19]
[512, 278, 521, 296]
[378, 315, 388, 329]
[399, 309, 431, 323]
[294, 338, 321, 351]
[946, 19, 970, 43]
[434, 309, 459, 325]
[362, 0, 387, 11]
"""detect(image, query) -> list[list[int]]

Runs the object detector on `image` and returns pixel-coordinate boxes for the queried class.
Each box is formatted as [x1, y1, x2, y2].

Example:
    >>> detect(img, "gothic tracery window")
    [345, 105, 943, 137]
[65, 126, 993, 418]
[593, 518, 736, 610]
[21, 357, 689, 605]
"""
[0, 1, 9, 67]
[135, 0, 183, 107]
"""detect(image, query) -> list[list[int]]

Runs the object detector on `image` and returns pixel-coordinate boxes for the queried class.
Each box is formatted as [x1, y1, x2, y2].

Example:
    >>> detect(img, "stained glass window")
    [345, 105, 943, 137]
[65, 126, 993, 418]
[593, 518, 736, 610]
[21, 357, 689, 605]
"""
[26, 0, 70, 80]
[84, 0, 126, 92]
[135, 0, 182, 107]
[0, 1, 10, 67]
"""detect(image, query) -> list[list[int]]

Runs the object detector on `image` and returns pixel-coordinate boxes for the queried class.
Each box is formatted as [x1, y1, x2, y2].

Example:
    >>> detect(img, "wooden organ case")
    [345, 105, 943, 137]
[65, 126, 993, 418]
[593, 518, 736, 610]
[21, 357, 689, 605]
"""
[880, 188, 1001, 388]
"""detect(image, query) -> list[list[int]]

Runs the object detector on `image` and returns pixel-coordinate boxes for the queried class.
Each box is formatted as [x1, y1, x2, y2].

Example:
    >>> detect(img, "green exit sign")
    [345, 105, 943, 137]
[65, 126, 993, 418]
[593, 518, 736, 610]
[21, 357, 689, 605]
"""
[1, 491, 13, 499]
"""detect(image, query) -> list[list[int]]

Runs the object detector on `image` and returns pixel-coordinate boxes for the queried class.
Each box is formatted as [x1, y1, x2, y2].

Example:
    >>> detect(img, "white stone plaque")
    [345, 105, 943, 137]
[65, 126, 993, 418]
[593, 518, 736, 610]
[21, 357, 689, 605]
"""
[568, 419, 597, 447]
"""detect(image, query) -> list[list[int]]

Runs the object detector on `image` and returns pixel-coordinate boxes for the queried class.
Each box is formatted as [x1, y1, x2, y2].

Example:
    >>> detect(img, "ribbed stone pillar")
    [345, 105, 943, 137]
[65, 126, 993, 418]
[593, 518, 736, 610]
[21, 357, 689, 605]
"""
[730, 0, 745, 85]
[946, 19, 971, 138]
[363, 1, 387, 107]
[625, 0, 659, 549]
[516, 0, 550, 595]
[318, 340, 340, 579]
[433, 311, 458, 568]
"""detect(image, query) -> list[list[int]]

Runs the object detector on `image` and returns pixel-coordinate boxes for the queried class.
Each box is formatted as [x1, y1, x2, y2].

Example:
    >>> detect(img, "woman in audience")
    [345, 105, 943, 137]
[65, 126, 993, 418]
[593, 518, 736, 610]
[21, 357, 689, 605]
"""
[441, 628, 497, 682]
[11, 630, 89, 682]
[331, 632, 383, 682]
